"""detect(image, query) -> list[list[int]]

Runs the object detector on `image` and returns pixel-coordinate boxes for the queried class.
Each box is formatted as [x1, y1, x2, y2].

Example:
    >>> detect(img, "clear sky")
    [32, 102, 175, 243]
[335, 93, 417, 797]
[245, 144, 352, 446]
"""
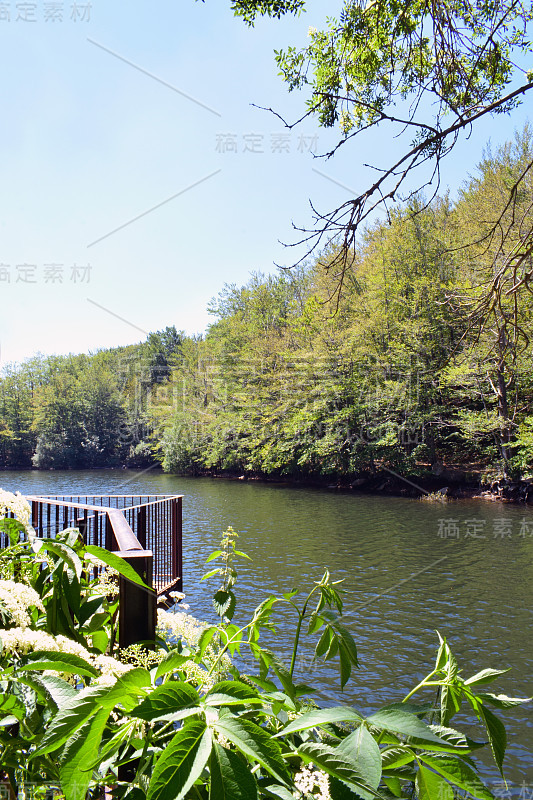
[0, 0, 529, 367]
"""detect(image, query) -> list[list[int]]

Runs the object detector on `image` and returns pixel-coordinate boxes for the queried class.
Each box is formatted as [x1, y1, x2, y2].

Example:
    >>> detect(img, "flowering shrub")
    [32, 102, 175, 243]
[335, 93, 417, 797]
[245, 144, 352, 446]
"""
[0, 499, 530, 799]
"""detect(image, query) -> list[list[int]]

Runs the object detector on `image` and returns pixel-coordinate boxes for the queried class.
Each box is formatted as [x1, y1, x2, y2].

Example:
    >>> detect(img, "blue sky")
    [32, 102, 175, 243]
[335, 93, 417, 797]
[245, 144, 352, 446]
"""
[0, 0, 530, 366]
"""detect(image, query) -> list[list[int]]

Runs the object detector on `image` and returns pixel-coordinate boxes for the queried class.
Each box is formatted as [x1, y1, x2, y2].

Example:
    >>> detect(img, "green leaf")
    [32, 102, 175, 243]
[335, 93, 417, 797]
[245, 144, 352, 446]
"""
[337, 724, 382, 790]
[17, 673, 77, 711]
[147, 720, 212, 800]
[407, 723, 482, 753]
[205, 680, 262, 707]
[59, 707, 110, 800]
[419, 755, 495, 799]
[307, 612, 324, 636]
[213, 589, 236, 620]
[338, 642, 352, 689]
[382, 776, 402, 797]
[298, 742, 381, 798]
[255, 647, 296, 700]
[281, 590, 299, 601]
[209, 741, 258, 800]
[130, 681, 200, 722]
[85, 544, 151, 589]
[77, 595, 104, 626]
[477, 692, 532, 709]
[96, 667, 151, 710]
[416, 764, 454, 800]
[0, 693, 25, 723]
[464, 668, 511, 686]
[205, 550, 223, 563]
[0, 517, 26, 545]
[481, 706, 507, 777]
[202, 568, 223, 581]
[366, 707, 449, 745]
[233, 549, 251, 559]
[90, 629, 109, 654]
[32, 687, 106, 756]
[258, 784, 294, 800]
[381, 747, 415, 769]
[39, 538, 83, 579]
[278, 706, 363, 736]
[213, 714, 291, 786]
[197, 625, 220, 660]
[155, 649, 191, 680]
[328, 776, 363, 800]
[315, 625, 333, 658]
[19, 650, 98, 678]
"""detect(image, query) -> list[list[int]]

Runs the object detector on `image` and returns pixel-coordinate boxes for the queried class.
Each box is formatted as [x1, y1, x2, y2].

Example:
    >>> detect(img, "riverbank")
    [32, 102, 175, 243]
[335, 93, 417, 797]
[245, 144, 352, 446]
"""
[173, 465, 533, 504]
[3, 463, 533, 504]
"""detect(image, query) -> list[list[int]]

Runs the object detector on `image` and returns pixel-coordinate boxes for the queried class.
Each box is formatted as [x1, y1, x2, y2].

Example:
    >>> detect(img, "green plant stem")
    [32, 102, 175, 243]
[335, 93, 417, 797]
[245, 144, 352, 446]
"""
[403, 670, 439, 702]
[289, 588, 317, 678]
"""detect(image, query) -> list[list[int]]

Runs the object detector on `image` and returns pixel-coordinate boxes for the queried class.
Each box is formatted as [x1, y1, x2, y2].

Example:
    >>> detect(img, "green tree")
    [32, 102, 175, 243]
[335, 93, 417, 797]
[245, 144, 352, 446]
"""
[226, 0, 533, 312]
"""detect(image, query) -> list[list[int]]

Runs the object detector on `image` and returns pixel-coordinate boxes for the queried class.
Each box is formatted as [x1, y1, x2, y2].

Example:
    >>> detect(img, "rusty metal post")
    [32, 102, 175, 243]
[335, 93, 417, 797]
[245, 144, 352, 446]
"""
[118, 551, 156, 649]
[76, 514, 88, 543]
[31, 500, 38, 535]
[137, 505, 147, 549]
[105, 513, 115, 551]
[171, 497, 183, 593]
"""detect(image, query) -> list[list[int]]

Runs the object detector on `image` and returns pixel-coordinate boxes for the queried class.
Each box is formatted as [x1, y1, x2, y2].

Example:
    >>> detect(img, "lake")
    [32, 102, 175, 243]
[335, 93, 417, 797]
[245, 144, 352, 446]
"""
[1, 468, 532, 790]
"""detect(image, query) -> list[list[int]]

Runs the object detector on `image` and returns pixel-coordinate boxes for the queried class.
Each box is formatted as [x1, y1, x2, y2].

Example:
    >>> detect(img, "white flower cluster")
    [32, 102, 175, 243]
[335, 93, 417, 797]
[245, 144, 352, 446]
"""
[293, 764, 331, 800]
[93, 654, 133, 685]
[91, 565, 119, 599]
[157, 608, 207, 647]
[0, 627, 58, 655]
[0, 626, 132, 685]
[0, 489, 32, 529]
[0, 580, 43, 627]
[157, 609, 232, 690]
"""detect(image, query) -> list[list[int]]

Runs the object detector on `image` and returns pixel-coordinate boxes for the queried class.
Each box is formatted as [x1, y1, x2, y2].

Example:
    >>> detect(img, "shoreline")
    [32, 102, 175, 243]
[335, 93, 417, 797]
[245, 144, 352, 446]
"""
[2, 464, 532, 505]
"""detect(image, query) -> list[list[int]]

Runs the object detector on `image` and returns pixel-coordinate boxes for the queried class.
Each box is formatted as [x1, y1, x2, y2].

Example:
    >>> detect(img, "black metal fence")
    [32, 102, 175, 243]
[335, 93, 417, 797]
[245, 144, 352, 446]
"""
[2, 494, 183, 647]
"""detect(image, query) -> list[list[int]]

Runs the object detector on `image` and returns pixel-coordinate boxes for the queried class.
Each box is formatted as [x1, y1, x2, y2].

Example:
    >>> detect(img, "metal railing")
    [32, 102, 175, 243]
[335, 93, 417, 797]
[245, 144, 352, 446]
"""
[14, 494, 183, 648]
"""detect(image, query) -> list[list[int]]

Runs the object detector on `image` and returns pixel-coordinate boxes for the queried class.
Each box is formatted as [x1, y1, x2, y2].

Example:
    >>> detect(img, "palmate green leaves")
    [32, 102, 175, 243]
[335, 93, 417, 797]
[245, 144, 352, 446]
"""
[147, 720, 212, 800]
[0, 517, 529, 798]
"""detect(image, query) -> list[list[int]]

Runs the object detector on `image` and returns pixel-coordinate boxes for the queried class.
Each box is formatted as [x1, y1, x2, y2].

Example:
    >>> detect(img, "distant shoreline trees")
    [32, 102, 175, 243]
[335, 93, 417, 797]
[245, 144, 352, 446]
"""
[1, 132, 532, 480]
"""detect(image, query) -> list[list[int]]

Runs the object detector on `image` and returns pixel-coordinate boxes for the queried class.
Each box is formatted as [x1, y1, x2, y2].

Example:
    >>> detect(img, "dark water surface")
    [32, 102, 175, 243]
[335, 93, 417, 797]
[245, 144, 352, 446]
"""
[2, 469, 532, 787]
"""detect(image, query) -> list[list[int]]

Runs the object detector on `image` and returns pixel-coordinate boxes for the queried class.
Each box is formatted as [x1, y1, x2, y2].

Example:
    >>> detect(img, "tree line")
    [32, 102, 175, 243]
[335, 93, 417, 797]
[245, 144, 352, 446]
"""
[2, 130, 533, 480]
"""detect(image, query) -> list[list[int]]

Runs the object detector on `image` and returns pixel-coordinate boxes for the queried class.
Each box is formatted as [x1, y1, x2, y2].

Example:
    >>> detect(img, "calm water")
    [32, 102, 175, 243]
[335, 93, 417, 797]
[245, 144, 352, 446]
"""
[2, 469, 532, 787]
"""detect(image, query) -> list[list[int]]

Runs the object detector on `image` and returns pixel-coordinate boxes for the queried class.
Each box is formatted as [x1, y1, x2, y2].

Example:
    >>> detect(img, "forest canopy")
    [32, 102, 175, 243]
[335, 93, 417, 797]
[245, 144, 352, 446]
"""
[2, 129, 533, 481]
